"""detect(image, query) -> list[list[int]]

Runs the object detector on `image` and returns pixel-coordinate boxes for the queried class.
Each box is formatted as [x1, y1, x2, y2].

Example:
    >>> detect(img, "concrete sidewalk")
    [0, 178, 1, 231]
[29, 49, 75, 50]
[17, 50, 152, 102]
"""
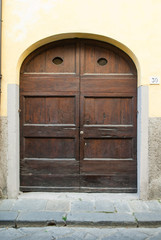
[0, 193, 161, 228]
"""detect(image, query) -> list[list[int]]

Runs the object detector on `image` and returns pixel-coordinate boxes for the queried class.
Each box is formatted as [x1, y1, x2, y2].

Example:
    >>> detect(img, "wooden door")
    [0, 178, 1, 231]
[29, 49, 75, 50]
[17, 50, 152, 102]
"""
[20, 39, 137, 192]
[79, 40, 137, 192]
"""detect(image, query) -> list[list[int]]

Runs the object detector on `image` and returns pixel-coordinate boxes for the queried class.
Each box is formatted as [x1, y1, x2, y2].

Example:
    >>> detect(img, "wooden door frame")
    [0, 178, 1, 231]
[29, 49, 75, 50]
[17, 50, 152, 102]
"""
[6, 37, 149, 199]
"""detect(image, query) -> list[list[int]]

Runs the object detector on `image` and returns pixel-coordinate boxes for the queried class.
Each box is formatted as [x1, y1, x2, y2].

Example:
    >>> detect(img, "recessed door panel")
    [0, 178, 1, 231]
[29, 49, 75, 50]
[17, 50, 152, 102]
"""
[84, 138, 133, 160]
[84, 97, 133, 125]
[24, 137, 76, 159]
[24, 96, 76, 125]
[81, 43, 135, 74]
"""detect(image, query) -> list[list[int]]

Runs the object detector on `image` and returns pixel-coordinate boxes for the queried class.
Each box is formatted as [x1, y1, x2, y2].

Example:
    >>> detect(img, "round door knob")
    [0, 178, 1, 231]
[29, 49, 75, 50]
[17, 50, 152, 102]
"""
[80, 131, 84, 135]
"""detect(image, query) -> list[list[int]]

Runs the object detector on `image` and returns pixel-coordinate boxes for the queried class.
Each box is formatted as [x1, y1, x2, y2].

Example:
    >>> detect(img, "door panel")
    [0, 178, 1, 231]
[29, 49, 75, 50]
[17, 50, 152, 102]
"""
[20, 39, 137, 192]
[24, 137, 76, 159]
[20, 75, 79, 93]
[84, 97, 133, 125]
[80, 76, 136, 93]
[80, 41, 136, 75]
[80, 174, 137, 192]
[21, 175, 80, 189]
[22, 42, 77, 74]
[81, 160, 137, 174]
[21, 160, 79, 175]
[24, 96, 76, 125]
[84, 138, 133, 160]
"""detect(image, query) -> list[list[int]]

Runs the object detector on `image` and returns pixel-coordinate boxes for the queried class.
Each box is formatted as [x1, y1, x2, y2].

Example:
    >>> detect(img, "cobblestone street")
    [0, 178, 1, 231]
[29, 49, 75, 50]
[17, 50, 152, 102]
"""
[1, 227, 161, 240]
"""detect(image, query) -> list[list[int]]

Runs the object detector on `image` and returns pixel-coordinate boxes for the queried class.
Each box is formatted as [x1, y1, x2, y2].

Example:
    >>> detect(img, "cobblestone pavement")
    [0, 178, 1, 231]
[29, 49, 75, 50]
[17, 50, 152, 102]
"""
[1, 227, 161, 240]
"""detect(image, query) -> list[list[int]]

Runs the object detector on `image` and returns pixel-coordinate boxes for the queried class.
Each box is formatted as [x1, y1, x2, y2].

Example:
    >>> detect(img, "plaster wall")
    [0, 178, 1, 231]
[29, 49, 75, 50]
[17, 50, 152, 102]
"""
[1, 0, 161, 117]
[0, 0, 161, 198]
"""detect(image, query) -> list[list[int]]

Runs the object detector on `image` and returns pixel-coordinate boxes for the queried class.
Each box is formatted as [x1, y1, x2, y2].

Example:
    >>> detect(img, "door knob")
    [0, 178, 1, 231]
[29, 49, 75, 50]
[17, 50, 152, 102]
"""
[80, 131, 84, 135]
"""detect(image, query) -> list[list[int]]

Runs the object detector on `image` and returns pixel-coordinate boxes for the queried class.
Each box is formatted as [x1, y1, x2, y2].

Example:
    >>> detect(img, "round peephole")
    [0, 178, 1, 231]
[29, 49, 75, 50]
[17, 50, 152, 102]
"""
[97, 58, 108, 66]
[52, 57, 63, 65]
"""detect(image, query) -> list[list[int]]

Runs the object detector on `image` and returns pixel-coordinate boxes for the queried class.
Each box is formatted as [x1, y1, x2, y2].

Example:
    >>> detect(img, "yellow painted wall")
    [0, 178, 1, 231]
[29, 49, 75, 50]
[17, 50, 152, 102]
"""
[1, 0, 161, 116]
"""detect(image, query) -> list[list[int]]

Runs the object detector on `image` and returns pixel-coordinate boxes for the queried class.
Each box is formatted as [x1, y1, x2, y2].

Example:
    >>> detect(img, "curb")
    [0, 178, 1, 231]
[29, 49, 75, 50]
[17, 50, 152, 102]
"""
[1, 211, 161, 228]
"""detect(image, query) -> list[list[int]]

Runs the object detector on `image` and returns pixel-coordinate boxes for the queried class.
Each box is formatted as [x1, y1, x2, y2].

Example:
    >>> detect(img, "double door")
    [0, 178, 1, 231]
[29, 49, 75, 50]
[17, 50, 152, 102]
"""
[20, 39, 137, 192]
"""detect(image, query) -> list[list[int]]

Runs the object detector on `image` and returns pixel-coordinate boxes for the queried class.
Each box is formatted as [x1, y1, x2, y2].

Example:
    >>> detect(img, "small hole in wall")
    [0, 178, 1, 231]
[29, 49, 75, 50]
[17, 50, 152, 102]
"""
[52, 57, 63, 65]
[97, 58, 108, 66]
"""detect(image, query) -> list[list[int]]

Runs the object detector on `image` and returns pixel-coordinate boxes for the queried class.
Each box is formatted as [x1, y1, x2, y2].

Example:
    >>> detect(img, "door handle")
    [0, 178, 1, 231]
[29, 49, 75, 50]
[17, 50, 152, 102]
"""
[80, 131, 84, 135]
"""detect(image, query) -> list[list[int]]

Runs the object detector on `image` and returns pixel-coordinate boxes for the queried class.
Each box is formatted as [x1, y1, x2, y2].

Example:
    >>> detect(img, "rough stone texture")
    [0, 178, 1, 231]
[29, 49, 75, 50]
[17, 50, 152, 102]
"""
[149, 118, 161, 199]
[67, 212, 136, 227]
[113, 200, 131, 213]
[0, 117, 8, 198]
[46, 199, 70, 212]
[1, 197, 161, 228]
[11, 199, 47, 211]
[134, 212, 161, 227]
[71, 200, 95, 213]
[0, 211, 18, 227]
[95, 200, 115, 213]
[16, 211, 65, 227]
[0, 199, 16, 211]
[128, 200, 149, 212]
[1, 227, 161, 240]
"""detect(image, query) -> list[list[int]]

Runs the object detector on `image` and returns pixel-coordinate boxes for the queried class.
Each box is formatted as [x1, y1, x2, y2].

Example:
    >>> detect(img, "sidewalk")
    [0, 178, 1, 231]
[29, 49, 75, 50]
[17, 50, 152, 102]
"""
[0, 193, 161, 228]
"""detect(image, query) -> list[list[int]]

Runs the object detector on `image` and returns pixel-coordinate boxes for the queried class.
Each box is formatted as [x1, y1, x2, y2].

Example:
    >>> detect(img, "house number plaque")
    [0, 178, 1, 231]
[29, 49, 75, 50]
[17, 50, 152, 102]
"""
[150, 76, 160, 85]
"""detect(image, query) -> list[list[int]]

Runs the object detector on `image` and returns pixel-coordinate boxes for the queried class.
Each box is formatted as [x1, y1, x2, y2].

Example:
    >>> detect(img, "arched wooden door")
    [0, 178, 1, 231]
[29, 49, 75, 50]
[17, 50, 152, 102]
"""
[20, 39, 137, 192]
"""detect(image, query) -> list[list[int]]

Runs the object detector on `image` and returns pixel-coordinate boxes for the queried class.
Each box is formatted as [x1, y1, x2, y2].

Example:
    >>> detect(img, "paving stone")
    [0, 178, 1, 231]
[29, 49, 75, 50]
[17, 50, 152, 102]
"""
[44, 226, 74, 237]
[67, 212, 136, 226]
[11, 199, 47, 211]
[16, 211, 65, 226]
[19, 227, 45, 235]
[0, 228, 24, 240]
[101, 229, 149, 240]
[58, 237, 75, 240]
[113, 200, 131, 213]
[148, 231, 161, 240]
[0, 211, 18, 226]
[134, 212, 161, 226]
[46, 200, 70, 212]
[1, 227, 161, 240]
[83, 233, 98, 240]
[0, 200, 16, 211]
[118, 228, 151, 240]
[129, 200, 149, 212]
[65, 228, 90, 240]
[145, 201, 161, 212]
[71, 200, 95, 212]
[95, 200, 115, 212]
[16, 230, 55, 240]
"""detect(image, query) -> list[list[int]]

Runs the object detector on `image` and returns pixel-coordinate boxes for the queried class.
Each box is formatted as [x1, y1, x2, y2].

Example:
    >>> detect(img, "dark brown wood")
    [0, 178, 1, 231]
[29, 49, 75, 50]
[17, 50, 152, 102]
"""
[21, 175, 80, 187]
[81, 160, 137, 174]
[21, 41, 78, 74]
[21, 159, 79, 174]
[20, 39, 137, 192]
[20, 75, 79, 93]
[80, 174, 137, 192]
[79, 40, 137, 192]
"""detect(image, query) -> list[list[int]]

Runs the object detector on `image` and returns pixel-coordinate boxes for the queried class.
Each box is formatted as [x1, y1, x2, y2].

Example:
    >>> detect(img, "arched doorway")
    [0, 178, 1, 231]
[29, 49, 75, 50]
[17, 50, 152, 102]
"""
[20, 39, 137, 192]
